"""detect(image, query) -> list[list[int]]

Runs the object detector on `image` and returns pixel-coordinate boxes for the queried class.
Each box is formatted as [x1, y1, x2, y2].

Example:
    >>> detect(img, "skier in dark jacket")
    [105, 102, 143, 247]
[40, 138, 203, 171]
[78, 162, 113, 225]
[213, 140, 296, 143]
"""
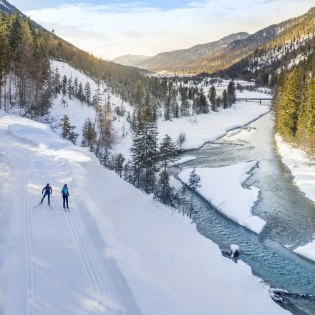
[41, 183, 52, 206]
[61, 184, 69, 209]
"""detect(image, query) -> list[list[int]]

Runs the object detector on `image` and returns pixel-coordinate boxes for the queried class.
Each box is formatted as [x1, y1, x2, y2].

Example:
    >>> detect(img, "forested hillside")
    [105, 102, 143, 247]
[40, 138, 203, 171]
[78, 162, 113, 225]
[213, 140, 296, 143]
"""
[136, 32, 249, 73]
[0, 11, 161, 118]
[216, 7, 315, 86]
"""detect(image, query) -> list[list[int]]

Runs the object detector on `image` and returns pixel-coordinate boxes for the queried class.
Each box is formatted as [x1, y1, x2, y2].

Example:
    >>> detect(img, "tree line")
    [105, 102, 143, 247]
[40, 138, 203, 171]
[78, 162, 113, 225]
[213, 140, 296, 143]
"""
[0, 13, 53, 117]
[274, 49, 315, 153]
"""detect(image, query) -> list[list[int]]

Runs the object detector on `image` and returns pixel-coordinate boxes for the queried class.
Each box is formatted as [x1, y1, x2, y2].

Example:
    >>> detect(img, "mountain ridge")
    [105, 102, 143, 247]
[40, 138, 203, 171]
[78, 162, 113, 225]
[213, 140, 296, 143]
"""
[0, 0, 17, 14]
[134, 7, 315, 74]
[133, 32, 250, 73]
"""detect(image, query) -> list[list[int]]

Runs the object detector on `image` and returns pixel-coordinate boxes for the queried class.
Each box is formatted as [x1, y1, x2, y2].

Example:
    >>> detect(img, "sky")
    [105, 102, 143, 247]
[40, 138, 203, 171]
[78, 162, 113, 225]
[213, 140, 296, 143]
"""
[10, 0, 315, 60]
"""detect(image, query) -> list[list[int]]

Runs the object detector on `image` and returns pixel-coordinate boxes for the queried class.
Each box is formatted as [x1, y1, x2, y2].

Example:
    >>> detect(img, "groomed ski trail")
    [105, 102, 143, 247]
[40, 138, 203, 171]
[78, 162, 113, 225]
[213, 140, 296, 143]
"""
[0, 113, 142, 315]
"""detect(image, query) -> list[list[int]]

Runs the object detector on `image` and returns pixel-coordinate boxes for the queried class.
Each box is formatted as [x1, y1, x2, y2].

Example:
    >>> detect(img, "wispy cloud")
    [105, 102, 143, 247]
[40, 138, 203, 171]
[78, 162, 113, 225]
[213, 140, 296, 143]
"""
[26, 0, 315, 59]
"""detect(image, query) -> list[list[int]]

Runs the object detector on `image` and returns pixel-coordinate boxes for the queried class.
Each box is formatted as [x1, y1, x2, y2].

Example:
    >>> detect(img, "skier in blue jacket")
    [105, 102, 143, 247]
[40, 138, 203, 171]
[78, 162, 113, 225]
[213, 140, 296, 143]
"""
[61, 184, 69, 209]
[40, 183, 52, 206]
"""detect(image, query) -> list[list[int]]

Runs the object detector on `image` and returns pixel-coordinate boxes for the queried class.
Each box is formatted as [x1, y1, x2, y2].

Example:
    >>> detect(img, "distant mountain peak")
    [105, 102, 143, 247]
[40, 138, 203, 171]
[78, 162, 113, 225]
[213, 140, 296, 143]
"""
[113, 54, 152, 67]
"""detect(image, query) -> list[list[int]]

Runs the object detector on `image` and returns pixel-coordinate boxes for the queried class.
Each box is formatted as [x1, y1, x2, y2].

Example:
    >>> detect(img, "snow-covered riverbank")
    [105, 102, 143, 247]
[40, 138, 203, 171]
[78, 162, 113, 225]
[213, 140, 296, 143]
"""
[275, 134, 315, 262]
[178, 161, 266, 233]
[159, 103, 270, 150]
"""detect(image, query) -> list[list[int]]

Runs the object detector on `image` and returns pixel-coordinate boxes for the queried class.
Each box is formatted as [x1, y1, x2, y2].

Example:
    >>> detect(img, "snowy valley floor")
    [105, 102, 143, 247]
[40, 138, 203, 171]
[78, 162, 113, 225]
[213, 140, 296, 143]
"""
[0, 111, 290, 314]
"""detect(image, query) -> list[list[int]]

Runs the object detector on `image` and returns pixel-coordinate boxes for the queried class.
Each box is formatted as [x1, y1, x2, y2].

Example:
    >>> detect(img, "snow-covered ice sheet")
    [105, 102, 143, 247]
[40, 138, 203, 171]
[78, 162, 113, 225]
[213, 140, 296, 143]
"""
[0, 111, 289, 314]
[170, 156, 196, 166]
[178, 161, 266, 233]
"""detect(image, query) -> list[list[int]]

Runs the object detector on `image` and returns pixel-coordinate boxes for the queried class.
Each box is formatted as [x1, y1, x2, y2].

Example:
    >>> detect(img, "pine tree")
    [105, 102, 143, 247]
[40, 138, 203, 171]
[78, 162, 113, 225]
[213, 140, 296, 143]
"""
[159, 134, 177, 166]
[170, 89, 179, 118]
[62, 75, 67, 96]
[84, 82, 91, 105]
[123, 160, 132, 183]
[114, 153, 125, 177]
[305, 73, 315, 140]
[164, 94, 171, 120]
[222, 89, 228, 109]
[52, 69, 62, 96]
[134, 79, 143, 108]
[276, 68, 302, 139]
[296, 72, 315, 148]
[78, 82, 84, 104]
[95, 103, 114, 156]
[227, 80, 236, 107]
[0, 15, 11, 109]
[200, 88, 209, 114]
[208, 85, 216, 111]
[67, 77, 73, 99]
[11, 18, 33, 109]
[81, 118, 97, 151]
[193, 89, 208, 114]
[131, 108, 158, 193]
[59, 114, 78, 144]
[188, 169, 201, 190]
[182, 169, 201, 218]
[180, 99, 190, 117]
[74, 77, 78, 96]
[99, 148, 110, 168]
[155, 168, 175, 206]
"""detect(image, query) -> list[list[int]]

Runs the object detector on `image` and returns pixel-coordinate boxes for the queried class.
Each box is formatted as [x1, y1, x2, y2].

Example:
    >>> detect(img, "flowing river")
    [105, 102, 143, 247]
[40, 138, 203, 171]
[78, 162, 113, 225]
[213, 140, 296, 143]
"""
[171, 111, 315, 314]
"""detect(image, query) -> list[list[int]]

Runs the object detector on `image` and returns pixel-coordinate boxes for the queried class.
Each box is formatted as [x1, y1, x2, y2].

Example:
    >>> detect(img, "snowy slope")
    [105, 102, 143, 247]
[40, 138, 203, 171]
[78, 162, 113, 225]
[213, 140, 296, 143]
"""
[0, 111, 290, 314]
[50, 60, 131, 147]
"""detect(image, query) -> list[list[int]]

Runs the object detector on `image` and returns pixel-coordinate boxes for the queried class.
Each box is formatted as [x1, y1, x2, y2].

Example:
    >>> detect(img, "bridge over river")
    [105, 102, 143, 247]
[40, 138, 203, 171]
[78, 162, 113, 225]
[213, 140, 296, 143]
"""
[236, 97, 273, 104]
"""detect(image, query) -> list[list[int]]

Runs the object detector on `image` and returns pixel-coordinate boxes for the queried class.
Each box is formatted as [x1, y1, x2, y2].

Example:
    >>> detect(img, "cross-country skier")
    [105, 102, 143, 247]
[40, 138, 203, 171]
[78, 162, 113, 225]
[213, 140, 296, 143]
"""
[40, 183, 52, 206]
[61, 184, 69, 210]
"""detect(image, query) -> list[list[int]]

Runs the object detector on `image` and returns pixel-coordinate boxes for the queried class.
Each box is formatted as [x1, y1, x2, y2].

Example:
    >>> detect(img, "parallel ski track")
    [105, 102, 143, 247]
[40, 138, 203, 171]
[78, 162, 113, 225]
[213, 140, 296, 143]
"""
[65, 208, 107, 314]
[24, 174, 36, 315]
[2, 119, 140, 315]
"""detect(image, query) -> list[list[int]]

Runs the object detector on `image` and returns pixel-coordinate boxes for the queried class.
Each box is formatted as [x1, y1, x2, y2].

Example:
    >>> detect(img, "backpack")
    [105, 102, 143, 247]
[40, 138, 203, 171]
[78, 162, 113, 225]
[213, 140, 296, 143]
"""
[62, 186, 69, 196]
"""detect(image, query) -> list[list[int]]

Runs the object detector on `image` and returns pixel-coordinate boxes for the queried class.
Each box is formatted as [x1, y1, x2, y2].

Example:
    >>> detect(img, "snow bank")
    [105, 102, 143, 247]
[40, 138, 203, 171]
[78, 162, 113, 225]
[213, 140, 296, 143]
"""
[275, 134, 315, 262]
[294, 241, 315, 262]
[275, 134, 315, 202]
[0, 111, 288, 314]
[159, 103, 270, 150]
[178, 161, 266, 233]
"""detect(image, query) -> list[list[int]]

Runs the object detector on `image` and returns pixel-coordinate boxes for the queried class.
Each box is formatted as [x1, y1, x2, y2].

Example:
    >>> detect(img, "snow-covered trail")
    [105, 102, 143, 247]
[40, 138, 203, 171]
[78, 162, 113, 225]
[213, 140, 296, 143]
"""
[0, 114, 142, 315]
